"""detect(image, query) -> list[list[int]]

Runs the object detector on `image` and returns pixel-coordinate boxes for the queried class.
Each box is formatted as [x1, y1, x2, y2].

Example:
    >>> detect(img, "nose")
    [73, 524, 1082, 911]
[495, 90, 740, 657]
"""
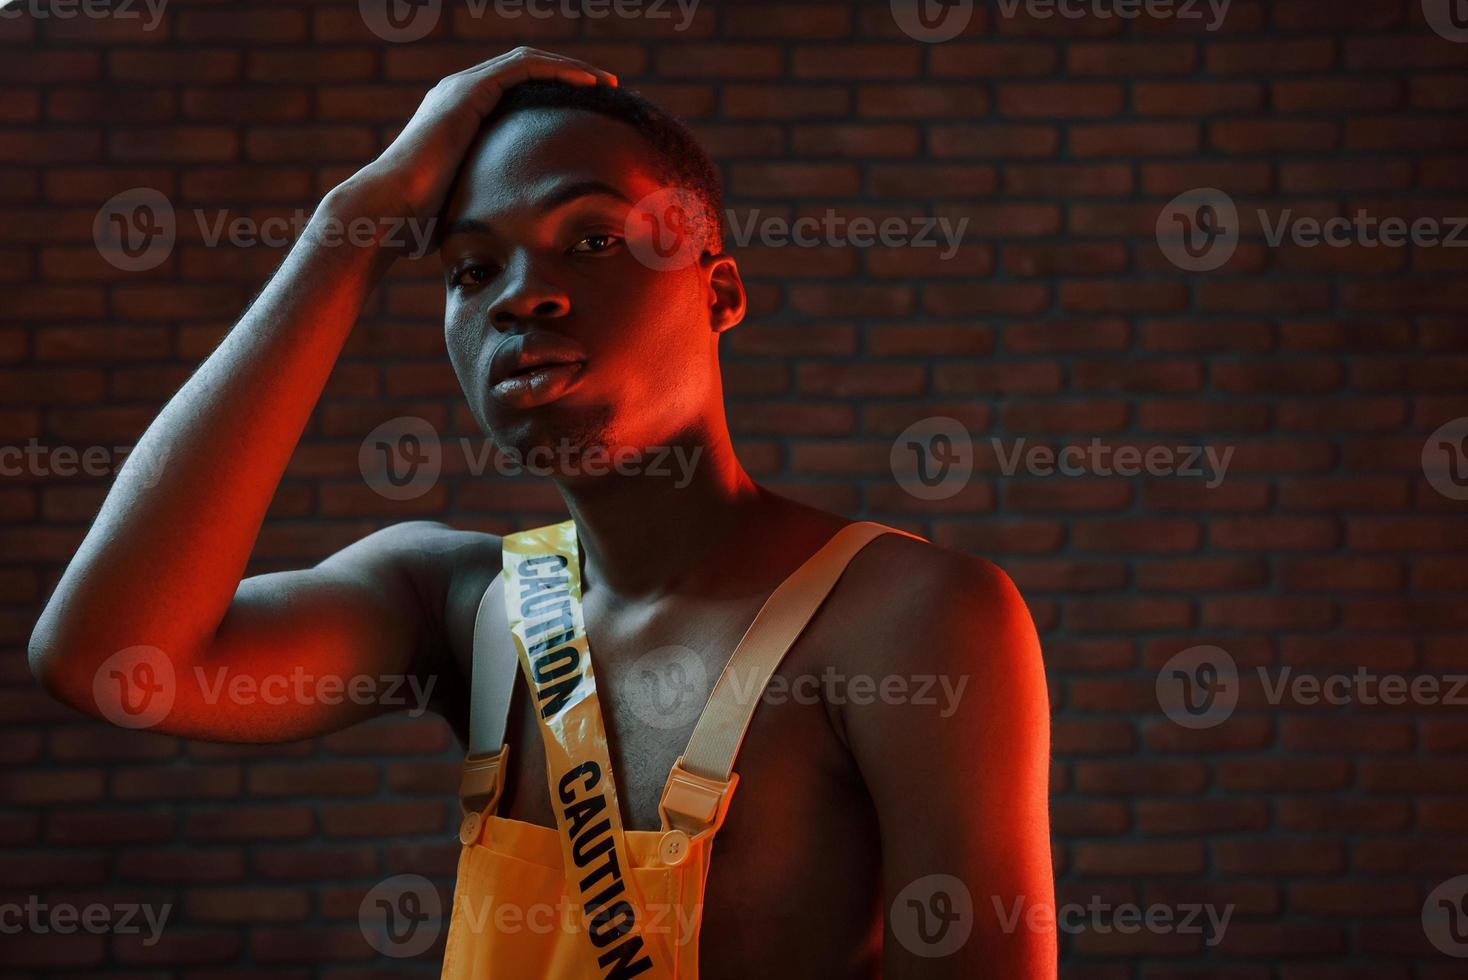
[490, 252, 570, 329]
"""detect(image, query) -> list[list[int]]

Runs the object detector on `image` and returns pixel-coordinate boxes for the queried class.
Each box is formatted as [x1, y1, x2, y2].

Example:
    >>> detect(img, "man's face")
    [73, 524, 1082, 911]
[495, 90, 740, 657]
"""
[438, 107, 726, 467]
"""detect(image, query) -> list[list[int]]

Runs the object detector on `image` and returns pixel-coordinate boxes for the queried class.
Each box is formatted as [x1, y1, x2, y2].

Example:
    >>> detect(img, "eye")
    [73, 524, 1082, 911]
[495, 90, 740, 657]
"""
[450, 263, 494, 289]
[569, 233, 622, 254]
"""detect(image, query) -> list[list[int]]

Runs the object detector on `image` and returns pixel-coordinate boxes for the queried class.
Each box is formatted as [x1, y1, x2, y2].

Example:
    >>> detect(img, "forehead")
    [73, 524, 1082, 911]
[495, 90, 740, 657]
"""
[446, 108, 665, 222]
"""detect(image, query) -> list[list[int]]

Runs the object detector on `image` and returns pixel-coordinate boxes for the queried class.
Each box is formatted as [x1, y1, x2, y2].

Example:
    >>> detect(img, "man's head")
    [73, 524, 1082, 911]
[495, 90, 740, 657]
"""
[437, 80, 744, 474]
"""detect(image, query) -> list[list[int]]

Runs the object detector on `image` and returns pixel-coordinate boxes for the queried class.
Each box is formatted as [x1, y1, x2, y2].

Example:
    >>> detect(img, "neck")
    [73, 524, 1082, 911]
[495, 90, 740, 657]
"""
[555, 428, 762, 599]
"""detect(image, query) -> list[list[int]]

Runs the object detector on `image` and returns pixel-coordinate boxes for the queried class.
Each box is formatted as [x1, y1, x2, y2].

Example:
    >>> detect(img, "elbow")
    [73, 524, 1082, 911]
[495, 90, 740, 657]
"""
[27, 600, 97, 712]
[28, 617, 71, 705]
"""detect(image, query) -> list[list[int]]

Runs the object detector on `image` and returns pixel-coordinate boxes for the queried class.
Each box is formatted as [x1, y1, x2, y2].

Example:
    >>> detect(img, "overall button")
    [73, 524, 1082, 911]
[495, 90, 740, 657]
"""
[659, 829, 691, 867]
[459, 811, 483, 846]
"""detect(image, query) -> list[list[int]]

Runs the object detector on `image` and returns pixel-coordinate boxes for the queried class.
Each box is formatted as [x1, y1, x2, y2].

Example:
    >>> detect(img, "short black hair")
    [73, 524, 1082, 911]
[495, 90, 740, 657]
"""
[485, 80, 725, 254]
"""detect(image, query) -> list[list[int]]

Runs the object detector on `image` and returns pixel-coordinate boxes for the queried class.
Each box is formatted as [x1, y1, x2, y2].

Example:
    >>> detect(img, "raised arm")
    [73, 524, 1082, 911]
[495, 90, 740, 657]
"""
[28, 49, 616, 743]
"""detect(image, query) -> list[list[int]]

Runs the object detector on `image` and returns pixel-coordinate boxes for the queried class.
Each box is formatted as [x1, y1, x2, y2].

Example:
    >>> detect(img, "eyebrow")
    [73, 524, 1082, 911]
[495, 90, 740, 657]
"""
[441, 180, 634, 240]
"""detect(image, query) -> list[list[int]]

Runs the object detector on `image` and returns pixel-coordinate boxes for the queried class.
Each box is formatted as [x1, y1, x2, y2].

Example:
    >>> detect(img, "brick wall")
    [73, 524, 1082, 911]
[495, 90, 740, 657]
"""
[4, 0, 1468, 975]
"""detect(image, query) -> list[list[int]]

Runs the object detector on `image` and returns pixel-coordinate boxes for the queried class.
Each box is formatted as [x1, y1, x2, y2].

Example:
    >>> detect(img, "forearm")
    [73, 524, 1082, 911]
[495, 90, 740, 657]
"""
[29, 183, 388, 686]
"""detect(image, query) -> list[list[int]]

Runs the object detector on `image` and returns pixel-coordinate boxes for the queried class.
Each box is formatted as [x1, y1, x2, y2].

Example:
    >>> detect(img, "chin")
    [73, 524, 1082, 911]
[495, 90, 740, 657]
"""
[489, 402, 618, 463]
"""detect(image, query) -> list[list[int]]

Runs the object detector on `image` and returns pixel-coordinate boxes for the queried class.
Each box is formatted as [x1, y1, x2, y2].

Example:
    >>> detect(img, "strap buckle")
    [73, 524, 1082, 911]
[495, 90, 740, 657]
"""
[458, 745, 508, 845]
[658, 755, 739, 841]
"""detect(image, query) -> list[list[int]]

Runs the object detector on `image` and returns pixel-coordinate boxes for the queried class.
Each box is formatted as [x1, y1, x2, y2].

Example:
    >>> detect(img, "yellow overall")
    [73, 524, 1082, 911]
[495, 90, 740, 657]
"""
[440, 520, 915, 979]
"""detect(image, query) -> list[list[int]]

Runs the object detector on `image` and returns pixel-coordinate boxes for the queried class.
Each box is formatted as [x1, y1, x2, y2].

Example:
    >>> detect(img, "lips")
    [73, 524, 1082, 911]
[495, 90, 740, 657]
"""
[488, 331, 588, 387]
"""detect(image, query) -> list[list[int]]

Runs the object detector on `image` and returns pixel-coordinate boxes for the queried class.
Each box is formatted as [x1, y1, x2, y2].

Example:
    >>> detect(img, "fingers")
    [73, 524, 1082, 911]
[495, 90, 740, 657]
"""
[470, 47, 617, 91]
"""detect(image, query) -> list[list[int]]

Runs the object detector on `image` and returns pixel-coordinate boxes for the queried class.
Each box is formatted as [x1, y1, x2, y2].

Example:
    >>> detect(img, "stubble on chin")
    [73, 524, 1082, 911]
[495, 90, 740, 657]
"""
[491, 403, 618, 470]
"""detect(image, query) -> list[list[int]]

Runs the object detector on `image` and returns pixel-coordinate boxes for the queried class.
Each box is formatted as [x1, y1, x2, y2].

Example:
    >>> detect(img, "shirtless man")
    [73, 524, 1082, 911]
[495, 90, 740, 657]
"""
[29, 48, 1055, 978]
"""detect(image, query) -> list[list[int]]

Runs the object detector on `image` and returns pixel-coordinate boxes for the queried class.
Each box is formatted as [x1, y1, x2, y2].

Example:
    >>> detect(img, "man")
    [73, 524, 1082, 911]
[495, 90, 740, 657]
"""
[30, 48, 1055, 977]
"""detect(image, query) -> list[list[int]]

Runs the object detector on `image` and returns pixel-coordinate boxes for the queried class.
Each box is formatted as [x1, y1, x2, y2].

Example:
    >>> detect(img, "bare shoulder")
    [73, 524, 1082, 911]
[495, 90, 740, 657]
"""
[319, 519, 499, 602]
[827, 534, 1056, 977]
[827, 530, 1036, 679]
[322, 519, 502, 656]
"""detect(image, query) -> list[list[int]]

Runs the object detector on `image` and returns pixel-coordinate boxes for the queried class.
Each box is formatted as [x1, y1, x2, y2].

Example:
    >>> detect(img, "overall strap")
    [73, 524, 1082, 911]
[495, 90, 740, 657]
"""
[657, 521, 922, 841]
[501, 520, 659, 978]
[456, 571, 517, 846]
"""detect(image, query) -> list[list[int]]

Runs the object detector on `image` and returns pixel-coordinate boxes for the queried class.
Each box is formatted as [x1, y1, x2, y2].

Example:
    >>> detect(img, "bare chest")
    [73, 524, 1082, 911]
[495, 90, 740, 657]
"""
[447, 585, 885, 975]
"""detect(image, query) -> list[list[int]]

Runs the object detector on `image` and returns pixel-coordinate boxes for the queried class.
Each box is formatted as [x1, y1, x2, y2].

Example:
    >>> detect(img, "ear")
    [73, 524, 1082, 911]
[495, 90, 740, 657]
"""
[703, 252, 746, 335]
